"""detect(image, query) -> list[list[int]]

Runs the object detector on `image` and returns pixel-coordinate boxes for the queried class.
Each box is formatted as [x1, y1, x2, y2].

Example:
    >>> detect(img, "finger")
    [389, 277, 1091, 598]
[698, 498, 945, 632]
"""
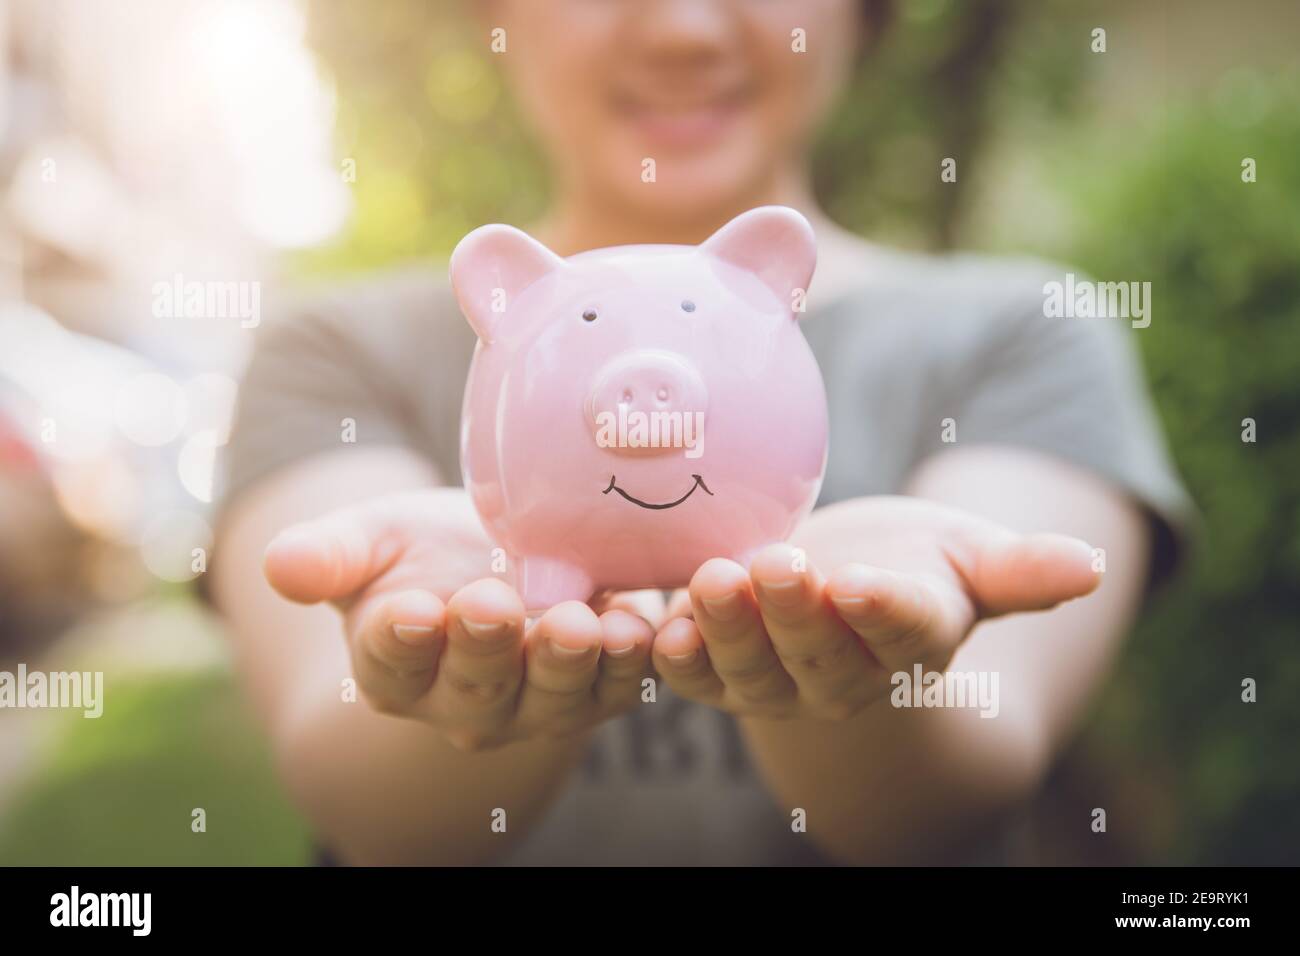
[263, 507, 401, 606]
[345, 589, 446, 713]
[590, 589, 667, 630]
[651, 617, 724, 706]
[428, 578, 527, 746]
[826, 563, 965, 673]
[745, 547, 879, 712]
[593, 609, 655, 712]
[689, 558, 796, 708]
[964, 532, 1100, 616]
[664, 588, 693, 621]
[515, 602, 603, 735]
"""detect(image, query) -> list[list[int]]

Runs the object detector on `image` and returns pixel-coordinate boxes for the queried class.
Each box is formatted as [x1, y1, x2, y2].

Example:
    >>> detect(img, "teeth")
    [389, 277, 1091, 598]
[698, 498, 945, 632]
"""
[639, 105, 716, 114]
[622, 93, 741, 115]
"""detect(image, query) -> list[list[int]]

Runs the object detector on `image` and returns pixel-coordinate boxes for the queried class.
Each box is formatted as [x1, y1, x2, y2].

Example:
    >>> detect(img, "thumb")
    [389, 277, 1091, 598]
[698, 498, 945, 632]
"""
[968, 532, 1101, 617]
[263, 509, 399, 606]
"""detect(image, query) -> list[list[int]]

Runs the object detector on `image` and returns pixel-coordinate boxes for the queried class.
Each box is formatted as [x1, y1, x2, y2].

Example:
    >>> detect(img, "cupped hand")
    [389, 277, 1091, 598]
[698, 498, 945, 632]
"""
[262, 489, 659, 750]
[652, 495, 1101, 720]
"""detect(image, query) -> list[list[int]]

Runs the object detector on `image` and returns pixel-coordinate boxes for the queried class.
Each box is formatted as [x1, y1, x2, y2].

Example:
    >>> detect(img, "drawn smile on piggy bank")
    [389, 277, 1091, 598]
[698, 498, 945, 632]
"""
[602, 473, 714, 510]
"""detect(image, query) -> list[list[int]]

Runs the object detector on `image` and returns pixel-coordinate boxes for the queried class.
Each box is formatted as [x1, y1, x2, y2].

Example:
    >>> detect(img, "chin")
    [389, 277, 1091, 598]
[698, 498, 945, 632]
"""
[612, 162, 769, 225]
[593, 125, 768, 217]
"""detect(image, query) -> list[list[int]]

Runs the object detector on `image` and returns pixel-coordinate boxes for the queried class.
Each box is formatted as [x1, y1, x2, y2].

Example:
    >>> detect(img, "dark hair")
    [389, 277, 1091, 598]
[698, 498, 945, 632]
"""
[860, 0, 894, 50]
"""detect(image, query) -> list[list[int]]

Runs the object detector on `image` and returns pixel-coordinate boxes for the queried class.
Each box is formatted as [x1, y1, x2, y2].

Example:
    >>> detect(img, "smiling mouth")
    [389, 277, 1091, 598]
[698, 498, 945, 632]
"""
[602, 474, 713, 510]
[614, 88, 752, 147]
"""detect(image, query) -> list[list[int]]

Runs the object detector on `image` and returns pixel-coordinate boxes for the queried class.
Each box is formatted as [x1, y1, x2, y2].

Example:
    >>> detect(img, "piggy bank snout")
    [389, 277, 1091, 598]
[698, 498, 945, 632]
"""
[588, 351, 708, 456]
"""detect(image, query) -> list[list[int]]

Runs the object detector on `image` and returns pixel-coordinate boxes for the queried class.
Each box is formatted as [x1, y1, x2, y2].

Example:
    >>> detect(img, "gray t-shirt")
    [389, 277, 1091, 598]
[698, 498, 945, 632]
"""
[220, 246, 1192, 865]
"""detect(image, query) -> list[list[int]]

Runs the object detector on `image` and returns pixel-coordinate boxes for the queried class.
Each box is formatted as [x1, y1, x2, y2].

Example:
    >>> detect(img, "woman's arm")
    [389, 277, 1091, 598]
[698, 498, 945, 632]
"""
[747, 446, 1148, 863]
[654, 445, 1148, 863]
[211, 446, 652, 865]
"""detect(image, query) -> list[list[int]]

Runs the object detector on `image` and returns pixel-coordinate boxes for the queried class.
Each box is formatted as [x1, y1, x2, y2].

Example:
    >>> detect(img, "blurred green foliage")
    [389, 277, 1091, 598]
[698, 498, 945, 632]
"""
[0, 672, 310, 865]
[1039, 79, 1300, 864]
[297, 1, 548, 273]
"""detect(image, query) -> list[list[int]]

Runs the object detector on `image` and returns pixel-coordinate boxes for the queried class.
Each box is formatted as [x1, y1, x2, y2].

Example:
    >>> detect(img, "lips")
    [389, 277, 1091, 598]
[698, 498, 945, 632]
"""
[614, 87, 752, 148]
[603, 473, 713, 510]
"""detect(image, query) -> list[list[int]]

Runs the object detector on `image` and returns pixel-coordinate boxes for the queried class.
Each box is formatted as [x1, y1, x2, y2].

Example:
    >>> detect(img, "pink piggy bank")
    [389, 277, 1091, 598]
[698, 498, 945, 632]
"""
[450, 206, 828, 612]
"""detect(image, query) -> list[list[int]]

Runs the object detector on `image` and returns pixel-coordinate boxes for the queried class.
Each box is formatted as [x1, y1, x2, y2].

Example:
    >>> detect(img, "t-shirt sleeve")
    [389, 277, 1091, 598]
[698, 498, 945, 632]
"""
[933, 262, 1195, 587]
[215, 273, 472, 513]
[219, 308, 409, 506]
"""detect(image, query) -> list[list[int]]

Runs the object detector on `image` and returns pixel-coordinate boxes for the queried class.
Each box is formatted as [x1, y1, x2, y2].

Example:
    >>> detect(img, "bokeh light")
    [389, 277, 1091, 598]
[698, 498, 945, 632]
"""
[114, 372, 188, 447]
[177, 429, 221, 503]
[181, 373, 239, 442]
[138, 510, 213, 583]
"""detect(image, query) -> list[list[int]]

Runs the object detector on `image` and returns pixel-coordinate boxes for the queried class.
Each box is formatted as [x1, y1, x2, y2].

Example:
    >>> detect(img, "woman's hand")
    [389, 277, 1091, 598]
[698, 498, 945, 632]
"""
[651, 495, 1101, 720]
[262, 488, 658, 751]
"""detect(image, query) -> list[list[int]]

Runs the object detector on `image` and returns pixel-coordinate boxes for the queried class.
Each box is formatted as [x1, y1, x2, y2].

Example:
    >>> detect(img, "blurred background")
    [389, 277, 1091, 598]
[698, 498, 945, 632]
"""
[1, 0, 1296, 864]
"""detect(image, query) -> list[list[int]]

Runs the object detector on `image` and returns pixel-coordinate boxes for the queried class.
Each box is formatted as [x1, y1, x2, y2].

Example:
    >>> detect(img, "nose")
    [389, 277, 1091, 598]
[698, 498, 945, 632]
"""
[588, 350, 708, 456]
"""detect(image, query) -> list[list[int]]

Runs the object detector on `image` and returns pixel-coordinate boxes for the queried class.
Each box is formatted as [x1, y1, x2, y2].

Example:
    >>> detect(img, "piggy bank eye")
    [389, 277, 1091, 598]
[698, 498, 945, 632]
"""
[582, 309, 598, 323]
[681, 299, 696, 313]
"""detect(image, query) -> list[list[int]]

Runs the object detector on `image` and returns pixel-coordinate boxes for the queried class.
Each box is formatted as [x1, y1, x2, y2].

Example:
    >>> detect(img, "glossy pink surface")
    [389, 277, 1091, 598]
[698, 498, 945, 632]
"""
[450, 206, 829, 611]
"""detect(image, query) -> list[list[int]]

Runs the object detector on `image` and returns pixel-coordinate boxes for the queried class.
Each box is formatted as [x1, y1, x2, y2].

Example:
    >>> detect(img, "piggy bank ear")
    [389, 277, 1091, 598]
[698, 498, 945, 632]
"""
[450, 224, 566, 343]
[699, 206, 816, 316]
